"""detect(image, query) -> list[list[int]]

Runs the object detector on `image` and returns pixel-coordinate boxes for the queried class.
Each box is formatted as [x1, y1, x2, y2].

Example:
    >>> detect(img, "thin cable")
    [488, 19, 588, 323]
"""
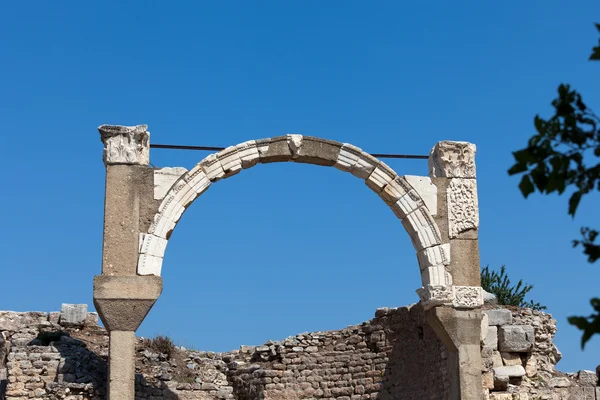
[150, 143, 428, 159]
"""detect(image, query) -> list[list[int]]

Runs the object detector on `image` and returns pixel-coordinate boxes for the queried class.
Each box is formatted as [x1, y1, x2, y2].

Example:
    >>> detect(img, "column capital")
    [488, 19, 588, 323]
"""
[98, 124, 150, 166]
[429, 141, 476, 178]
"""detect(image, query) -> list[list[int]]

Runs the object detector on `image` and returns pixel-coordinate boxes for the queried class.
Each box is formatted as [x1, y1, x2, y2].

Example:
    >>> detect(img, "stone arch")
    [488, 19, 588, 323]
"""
[137, 135, 451, 291]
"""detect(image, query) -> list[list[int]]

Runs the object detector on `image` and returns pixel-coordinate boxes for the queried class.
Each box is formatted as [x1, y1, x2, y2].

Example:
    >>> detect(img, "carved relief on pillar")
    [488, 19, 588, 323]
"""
[429, 141, 476, 179]
[447, 178, 479, 238]
[417, 285, 454, 310]
[452, 285, 483, 308]
[98, 124, 150, 166]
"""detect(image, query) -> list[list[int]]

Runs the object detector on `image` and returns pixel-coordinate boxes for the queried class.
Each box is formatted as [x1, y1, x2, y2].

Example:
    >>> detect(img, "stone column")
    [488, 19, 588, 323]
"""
[93, 125, 162, 400]
[426, 141, 483, 399]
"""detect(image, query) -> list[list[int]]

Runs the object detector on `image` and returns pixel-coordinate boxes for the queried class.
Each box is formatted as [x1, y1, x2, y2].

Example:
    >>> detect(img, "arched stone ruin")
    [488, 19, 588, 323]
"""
[93, 125, 485, 399]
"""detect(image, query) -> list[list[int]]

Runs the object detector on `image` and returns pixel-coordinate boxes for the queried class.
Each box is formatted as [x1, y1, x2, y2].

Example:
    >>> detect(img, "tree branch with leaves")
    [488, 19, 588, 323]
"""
[508, 23, 600, 348]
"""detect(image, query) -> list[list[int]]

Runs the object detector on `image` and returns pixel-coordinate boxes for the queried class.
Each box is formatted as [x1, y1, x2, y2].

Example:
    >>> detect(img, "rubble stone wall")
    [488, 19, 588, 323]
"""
[0, 304, 597, 400]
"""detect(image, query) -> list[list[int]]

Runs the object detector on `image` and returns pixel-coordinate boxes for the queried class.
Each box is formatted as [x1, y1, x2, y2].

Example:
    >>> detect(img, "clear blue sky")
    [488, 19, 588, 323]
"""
[1, 2, 599, 372]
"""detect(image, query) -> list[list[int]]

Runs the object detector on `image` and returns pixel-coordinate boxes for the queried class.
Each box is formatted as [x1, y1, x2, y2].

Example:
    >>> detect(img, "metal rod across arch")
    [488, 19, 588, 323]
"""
[150, 143, 429, 160]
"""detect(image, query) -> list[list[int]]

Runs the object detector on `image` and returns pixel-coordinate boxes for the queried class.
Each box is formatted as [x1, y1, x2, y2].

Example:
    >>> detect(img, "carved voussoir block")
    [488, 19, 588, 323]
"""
[417, 244, 451, 269]
[149, 180, 198, 238]
[200, 153, 226, 182]
[417, 285, 453, 310]
[366, 162, 397, 194]
[448, 178, 479, 238]
[453, 286, 484, 308]
[429, 141, 476, 178]
[139, 233, 168, 259]
[99, 124, 150, 166]
[137, 253, 164, 276]
[334, 143, 362, 172]
[295, 136, 342, 166]
[258, 136, 293, 163]
[350, 151, 379, 180]
[217, 146, 243, 178]
[237, 140, 260, 169]
[154, 167, 188, 201]
[389, 190, 423, 220]
[381, 176, 412, 205]
[183, 166, 211, 195]
[421, 265, 447, 286]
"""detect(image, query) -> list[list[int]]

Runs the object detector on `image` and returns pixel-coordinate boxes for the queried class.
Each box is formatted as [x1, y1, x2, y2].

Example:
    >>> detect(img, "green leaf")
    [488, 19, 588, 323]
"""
[519, 175, 535, 197]
[568, 191, 582, 216]
[508, 162, 528, 175]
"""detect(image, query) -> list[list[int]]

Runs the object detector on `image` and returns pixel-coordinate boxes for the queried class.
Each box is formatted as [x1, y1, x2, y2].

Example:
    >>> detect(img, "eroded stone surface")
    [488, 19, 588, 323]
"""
[154, 167, 188, 200]
[429, 141, 476, 178]
[447, 178, 479, 238]
[59, 304, 87, 327]
[498, 325, 535, 352]
[98, 124, 150, 166]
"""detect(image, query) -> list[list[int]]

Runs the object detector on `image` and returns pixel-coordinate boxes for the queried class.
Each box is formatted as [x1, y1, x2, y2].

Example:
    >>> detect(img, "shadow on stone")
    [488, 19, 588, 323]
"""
[375, 305, 450, 399]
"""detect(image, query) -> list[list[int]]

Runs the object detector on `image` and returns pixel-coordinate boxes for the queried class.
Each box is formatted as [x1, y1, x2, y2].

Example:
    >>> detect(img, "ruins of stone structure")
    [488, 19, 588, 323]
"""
[93, 124, 487, 398]
[0, 304, 598, 400]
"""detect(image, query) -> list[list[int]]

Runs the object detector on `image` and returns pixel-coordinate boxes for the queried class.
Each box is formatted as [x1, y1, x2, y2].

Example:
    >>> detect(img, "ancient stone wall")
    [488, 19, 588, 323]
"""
[0, 304, 597, 400]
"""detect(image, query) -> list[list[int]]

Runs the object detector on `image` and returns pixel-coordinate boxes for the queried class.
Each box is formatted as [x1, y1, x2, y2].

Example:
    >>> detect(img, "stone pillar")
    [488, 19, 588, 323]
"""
[94, 125, 162, 400]
[429, 141, 481, 287]
[427, 307, 483, 400]
[425, 141, 484, 399]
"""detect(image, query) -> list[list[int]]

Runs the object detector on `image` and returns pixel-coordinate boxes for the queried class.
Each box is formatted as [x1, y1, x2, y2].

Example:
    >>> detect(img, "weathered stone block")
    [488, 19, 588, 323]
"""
[217, 146, 243, 177]
[498, 325, 534, 352]
[258, 136, 293, 163]
[404, 175, 438, 216]
[365, 162, 396, 193]
[59, 304, 87, 326]
[294, 136, 342, 166]
[482, 326, 497, 349]
[483, 309, 512, 326]
[200, 153, 226, 181]
[493, 365, 525, 378]
[500, 352, 521, 366]
[154, 167, 188, 200]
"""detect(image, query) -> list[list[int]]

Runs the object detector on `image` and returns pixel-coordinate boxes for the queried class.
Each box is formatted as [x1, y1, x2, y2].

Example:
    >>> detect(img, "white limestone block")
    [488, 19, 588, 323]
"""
[421, 265, 446, 285]
[365, 164, 396, 193]
[217, 146, 243, 177]
[350, 151, 378, 180]
[404, 175, 438, 216]
[237, 140, 260, 169]
[139, 233, 168, 259]
[409, 225, 443, 251]
[60, 304, 88, 326]
[453, 286, 484, 308]
[185, 167, 211, 195]
[99, 124, 150, 166]
[287, 134, 303, 159]
[389, 191, 423, 219]
[429, 141, 477, 178]
[154, 167, 188, 200]
[416, 285, 453, 310]
[417, 244, 451, 269]
[201, 153, 226, 182]
[380, 177, 411, 205]
[334, 143, 361, 172]
[448, 178, 479, 238]
[481, 313, 489, 342]
[138, 253, 164, 276]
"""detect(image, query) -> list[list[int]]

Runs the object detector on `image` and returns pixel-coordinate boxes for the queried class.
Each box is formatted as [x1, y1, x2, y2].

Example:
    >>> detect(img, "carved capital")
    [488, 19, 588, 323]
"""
[429, 141, 476, 178]
[417, 285, 453, 310]
[98, 124, 150, 166]
[452, 285, 483, 309]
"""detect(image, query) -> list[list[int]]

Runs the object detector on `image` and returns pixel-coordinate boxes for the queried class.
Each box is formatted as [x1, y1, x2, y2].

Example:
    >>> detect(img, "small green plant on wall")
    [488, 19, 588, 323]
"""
[481, 265, 546, 311]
